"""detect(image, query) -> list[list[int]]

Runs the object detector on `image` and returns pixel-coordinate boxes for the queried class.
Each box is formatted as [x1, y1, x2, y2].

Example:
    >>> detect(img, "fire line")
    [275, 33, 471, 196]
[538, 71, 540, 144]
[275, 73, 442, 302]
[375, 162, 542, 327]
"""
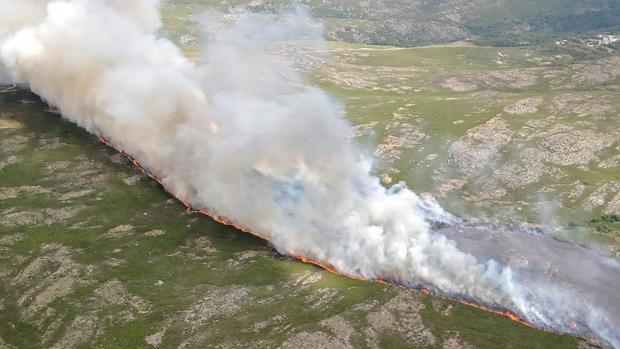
[99, 136, 537, 331]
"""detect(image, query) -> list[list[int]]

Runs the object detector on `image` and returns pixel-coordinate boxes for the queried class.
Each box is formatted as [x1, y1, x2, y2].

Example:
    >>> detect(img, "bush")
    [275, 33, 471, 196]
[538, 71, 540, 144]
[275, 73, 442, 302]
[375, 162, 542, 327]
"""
[590, 215, 620, 235]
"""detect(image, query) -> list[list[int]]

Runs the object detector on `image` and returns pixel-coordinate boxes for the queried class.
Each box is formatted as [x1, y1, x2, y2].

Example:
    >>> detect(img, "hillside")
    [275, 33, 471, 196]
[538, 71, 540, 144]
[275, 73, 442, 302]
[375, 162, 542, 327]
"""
[164, 0, 620, 47]
[0, 1, 618, 348]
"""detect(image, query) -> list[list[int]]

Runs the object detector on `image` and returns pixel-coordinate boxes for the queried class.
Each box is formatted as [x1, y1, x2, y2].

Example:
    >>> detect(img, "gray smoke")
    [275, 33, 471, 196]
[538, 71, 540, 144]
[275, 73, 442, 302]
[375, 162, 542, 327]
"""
[0, 1, 617, 347]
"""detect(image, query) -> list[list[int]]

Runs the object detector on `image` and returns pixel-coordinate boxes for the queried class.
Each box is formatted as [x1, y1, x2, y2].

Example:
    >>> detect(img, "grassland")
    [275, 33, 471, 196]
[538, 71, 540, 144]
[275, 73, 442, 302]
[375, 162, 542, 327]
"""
[161, 0, 620, 47]
[0, 90, 587, 348]
[300, 41, 620, 253]
[0, 1, 618, 348]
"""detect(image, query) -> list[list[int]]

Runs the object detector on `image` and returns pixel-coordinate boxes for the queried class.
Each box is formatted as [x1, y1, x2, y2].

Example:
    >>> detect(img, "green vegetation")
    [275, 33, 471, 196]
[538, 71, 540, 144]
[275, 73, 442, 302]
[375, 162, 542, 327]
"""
[1, 0, 619, 347]
[162, 0, 620, 49]
[420, 298, 577, 349]
[590, 215, 620, 235]
[306, 43, 620, 237]
[0, 88, 586, 348]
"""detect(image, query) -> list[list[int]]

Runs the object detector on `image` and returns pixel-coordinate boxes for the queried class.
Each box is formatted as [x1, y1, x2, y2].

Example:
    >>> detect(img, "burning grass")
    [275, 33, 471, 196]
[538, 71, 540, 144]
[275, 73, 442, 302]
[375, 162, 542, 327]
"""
[98, 135, 544, 333]
[0, 107, 583, 348]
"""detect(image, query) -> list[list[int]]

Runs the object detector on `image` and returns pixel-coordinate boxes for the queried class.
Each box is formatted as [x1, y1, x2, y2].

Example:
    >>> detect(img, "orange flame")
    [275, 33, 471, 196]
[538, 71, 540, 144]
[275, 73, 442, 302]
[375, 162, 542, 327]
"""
[457, 299, 535, 328]
[99, 136, 537, 330]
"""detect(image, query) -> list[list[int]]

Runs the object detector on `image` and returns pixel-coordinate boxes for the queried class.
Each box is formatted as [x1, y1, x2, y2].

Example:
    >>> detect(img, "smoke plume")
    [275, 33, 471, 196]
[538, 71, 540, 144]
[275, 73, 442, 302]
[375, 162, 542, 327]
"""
[0, 1, 617, 347]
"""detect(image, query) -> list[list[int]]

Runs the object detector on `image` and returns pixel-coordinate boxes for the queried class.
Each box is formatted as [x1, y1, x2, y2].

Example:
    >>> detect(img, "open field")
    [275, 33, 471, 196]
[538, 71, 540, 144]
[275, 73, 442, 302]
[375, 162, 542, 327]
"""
[301, 42, 620, 252]
[161, 0, 620, 47]
[0, 90, 587, 348]
[162, 3, 620, 254]
[0, 1, 618, 348]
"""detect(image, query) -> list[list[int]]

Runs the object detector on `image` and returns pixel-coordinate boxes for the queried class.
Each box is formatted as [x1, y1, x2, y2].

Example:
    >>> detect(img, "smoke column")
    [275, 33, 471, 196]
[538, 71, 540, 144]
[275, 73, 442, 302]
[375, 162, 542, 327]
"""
[0, 1, 617, 346]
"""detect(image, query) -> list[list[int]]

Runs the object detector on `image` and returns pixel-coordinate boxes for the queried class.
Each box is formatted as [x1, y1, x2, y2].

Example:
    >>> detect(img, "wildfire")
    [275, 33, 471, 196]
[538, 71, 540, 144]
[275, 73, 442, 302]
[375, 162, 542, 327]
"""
[458, 299, 535, 328]
[99, 136, 537, 330]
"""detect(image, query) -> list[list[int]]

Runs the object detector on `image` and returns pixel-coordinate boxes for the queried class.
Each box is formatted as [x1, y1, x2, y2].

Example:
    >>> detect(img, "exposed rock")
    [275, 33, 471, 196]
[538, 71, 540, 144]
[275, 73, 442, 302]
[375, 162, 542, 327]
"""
[13, 244, 95, 321]
[144, 229, 165, 237]
[0, 186, 50, 200]
[540, 128, 616, 166]
[280, 331, 348, 349]
[39, 309, 65, 345]
[376, 121, 425, 161]
[493, 148, 547, 189]
[184, 287, 249, 330]
[306, 288, 342, 310]
[352, 121, 378, 138]
[51, 314, 98, 349]
[176, 333, 209, 349]
[250, 314, 286, 333]
[45, 207, 82, 222]
[367, 306, 397, 329]
[569, 181, 587, 201]
[437, 178, 468, 197]
[318, 63, 380, 89]
[432, 299, 454, 317]
[235, 250, 265, 262]
[58, 189, 95, 201]
[442, 334, 475, 349]
[0, 156, 21, 170]
[288, 270, 323, 290]
[145, 328, 167, 347]
[442, 78, 477, 92]
[0, 233, 24, 246]
[38, 137, 66, 150]
[604, 192, 620, 215]
[465, 183, 507, 202]
[380, 172, 393, 185]
[1, 135, 29, 152]
[503, 97, 542, 115]
[0, 206, 84, 226]
[503, 248, 529, 269]
[599, 155, 620, 169]
[446, 117, 512, 179]
[103, 224, 134, 238]
[104, 258, 125, 267]
[42, 159, 109, 190]
[94, 279, 151, 314]
[367, 290, 435, 347]
[42, 161, 72, 175]
[179, 34, 198, 46]
[550, 93, 614, 118]
[0, 208, 45, 226]
[479, 68, 538, 89]
[572, 57, 620, 86]
[193, 236, 217, 253]
[123, 175, 142, 186]
[582, 182, 620, 211]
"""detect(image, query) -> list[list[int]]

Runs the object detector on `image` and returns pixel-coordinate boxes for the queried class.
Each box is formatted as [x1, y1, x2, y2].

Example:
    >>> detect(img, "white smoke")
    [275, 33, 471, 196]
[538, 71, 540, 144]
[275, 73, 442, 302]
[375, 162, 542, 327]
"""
[0, 1, 617, 347]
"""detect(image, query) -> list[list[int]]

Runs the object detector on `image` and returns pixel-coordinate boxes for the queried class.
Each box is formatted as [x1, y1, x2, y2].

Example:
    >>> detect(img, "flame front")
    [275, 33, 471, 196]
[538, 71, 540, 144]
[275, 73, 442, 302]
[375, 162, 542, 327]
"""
[99, 136, 536, 330]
